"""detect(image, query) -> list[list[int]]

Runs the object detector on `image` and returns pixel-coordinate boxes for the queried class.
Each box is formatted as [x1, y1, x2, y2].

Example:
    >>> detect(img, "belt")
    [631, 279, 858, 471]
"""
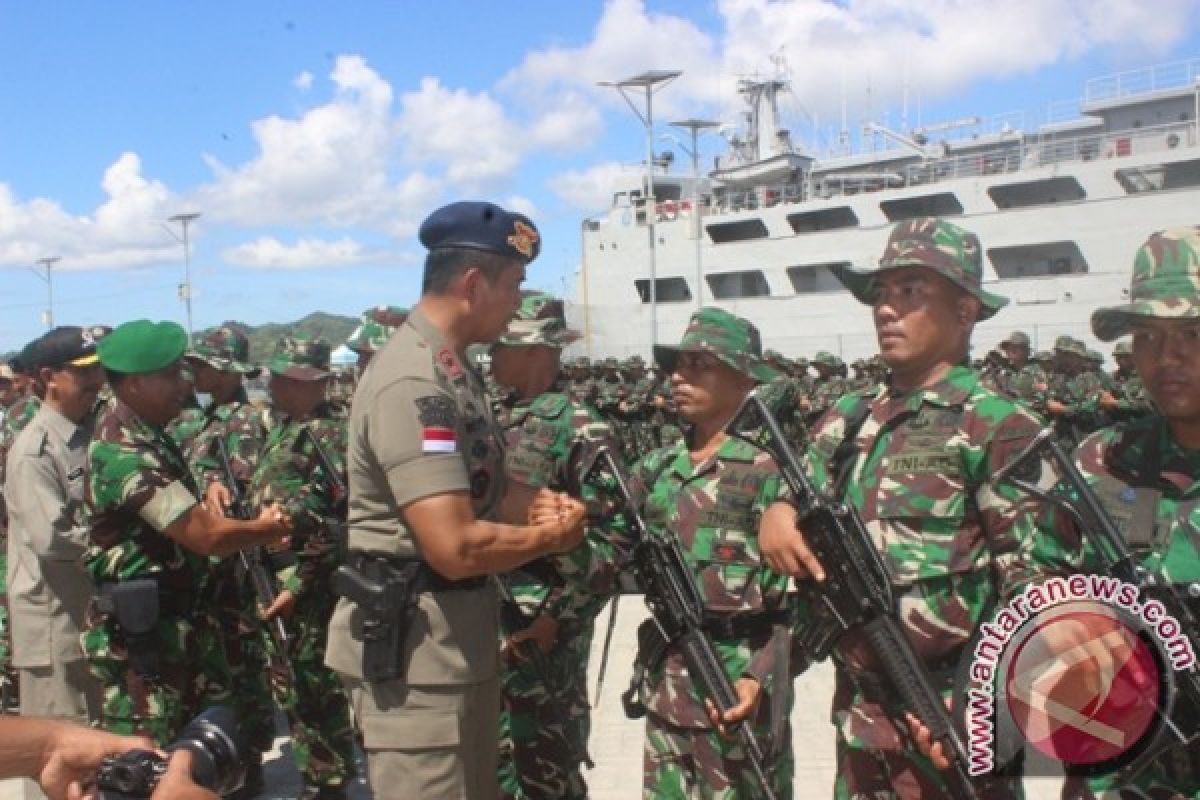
[701, 609, 790, 640]
[349, 552, 487, 593]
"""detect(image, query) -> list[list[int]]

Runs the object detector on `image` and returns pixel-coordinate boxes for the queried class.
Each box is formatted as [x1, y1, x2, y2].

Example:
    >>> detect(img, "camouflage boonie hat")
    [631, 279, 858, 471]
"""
[1113, 339, 1133, 356]
[497, 291, 579, 348]
[626, 354, 645, 368]
[602, 357, 619, 369]
[1033, 350, 1053, 363]
[831, 217, 1008, 320]
[812, 350, 842, 368]
[1086, 349, 1105, 364]
[1053, 335, 1087, 358]
[267, 334, 331, 381]
[1092, 226, 1200, 341]
[1001, 330, 1030, 348]
[189, 326, 258, 375]
[653, 306, 775, 383]
[346, 306, 408, 354]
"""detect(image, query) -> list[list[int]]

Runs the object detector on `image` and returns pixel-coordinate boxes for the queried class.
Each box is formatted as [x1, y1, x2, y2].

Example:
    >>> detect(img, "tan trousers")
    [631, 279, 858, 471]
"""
[345, 676, 501, 800]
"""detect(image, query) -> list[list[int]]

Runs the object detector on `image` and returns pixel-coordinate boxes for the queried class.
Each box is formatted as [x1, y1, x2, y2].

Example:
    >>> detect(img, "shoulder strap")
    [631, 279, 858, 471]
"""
[830, 395, 872, 500]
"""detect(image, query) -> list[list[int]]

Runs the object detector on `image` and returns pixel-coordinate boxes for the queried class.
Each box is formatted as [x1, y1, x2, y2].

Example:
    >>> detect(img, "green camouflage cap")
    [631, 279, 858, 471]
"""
[812, 350, 842, 368]
[267, 333, 331, 381]
[1113, 339, 1133, 356]
[98, 319, 188, 375]
[1053, 335, 1087, 358]
[1033, 349, 1053, 363]
[602, 357, 619, 369]
[346, 306, 408, 354]
[831, 217, 1008, 319]
[653, 306, 776, 383]
[1086, 348, 1104, 364]
[1092, 226, 1200, 341]
[188, 326, 258, 375]
[1001, 330, 1030, 348]
[497, 291, 580, 348]
[627, 354, 645, 368]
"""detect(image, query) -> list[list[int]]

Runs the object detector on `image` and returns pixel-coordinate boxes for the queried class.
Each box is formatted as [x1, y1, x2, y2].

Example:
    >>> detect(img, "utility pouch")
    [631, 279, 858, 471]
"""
[97, 579, 162, 680]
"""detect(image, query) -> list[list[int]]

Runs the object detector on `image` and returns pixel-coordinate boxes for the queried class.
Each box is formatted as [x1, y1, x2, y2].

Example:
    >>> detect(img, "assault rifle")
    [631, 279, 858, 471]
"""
[585, 445, 778, 800]
[992, 426, 1200, 778]
[298, 426, 347, 516]
[213, 437, 296, 685]
[725, 390, 988, 799]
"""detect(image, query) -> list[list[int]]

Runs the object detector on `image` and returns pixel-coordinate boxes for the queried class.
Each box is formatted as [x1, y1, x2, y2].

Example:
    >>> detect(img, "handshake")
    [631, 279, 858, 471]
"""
[528, 488, 588, 553]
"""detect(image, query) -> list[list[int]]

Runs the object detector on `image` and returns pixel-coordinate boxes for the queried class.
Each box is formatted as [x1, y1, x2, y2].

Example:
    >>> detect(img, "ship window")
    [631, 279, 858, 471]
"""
[706, 270, 771, 299]
[787, 262, 849, 294]
[988, 177, 1086, 209]
[785, 207, 859, 234]
[706, 219, 769, 243]
[987, 241, 1088, 279]
[634, 277, 692, 303]
[879, 192, 963, 221]
[1115, 159, 1200, 193]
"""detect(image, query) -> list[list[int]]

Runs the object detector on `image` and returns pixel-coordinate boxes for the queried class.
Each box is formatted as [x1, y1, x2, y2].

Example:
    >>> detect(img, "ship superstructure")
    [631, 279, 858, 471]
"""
[575, 58, 1200, 361]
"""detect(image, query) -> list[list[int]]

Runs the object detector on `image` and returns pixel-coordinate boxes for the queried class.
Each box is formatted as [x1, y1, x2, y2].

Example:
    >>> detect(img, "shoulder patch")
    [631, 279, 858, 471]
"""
[530, 393, 569, 419]
[415, 395, 457, 429]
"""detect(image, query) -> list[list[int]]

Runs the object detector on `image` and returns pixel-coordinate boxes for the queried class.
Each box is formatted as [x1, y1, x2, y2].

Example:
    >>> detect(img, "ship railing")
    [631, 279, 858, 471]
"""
[1085, 58, 1200, 104]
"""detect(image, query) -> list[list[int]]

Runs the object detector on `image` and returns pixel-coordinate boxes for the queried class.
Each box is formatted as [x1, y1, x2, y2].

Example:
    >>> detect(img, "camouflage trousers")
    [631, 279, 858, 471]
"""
[497, 622, 594, 800]
[265, 596, 357, 793]
[643, 711, 794, 800]
[214, 560, 275, 759]
[81, 614, 233, 745]
[832, 739, 1022, 800]
[1061, 753, 1200, 800]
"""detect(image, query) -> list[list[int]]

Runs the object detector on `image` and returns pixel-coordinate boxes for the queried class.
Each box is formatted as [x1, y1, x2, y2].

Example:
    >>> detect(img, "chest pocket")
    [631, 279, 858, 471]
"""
[695, 471, 762, 601]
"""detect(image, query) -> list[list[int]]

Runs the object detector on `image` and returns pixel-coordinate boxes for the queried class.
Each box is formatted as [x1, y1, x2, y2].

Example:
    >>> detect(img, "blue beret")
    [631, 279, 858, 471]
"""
[418, 201, 540, 263]
[98, 320, 188, 374]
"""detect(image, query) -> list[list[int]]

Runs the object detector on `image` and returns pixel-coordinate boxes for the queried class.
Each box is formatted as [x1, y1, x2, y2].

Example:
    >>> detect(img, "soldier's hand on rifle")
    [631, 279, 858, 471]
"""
[508, 613, 559, 657]
[705, 677, 762, 736]
[1046, 399, 1068, 416]
[257, 502, 293, 546]
[262, 588, 297, 621]
[203, 481, 231, 514]
[1098, 391, 1119, 411]
[905, 707, 953, 771]
[759, 501, 826, 581]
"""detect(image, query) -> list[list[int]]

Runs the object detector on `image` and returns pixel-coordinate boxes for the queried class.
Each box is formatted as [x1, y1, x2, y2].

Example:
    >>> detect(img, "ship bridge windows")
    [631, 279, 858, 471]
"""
[785, 207, 860, 234]
[879, 192, 964, 222]
[786, 262, 849, 294]
[706, 270, 771, 299]
[988, 177, 1086, 209]
[987, 241, 1088, 280]
[634, 277, 692, 304]
[1115, 159, 1200, 193]
[706, 218, 769, 243]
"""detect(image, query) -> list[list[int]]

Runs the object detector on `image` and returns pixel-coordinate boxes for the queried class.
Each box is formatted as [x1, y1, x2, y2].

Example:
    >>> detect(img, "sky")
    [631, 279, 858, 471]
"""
[1, 0, 1199, 353]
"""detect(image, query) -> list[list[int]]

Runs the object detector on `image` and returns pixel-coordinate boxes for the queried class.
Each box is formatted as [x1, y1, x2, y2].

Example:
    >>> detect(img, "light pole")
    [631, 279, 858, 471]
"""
[670, 119, 719, 308]
[167, 212, 201, 341]
[30, 256, 60, 329]
[598, 69, 681, 350]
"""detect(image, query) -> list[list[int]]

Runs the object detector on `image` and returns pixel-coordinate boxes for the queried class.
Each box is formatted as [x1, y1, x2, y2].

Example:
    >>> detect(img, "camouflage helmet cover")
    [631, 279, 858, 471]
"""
[1092, 225, 1200, 341]
[267, 333, 332, 381]
[1053, 335, 1088, 358]
[653, 306, 776, 383]
[831, 217, 1008, 320]
[189, 325, 258, 375]
[496, 290, 581, 348]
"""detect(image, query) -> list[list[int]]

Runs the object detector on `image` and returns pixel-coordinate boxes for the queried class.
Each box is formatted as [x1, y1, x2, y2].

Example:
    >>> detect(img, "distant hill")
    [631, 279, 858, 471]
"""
[202, 312, 359, 364]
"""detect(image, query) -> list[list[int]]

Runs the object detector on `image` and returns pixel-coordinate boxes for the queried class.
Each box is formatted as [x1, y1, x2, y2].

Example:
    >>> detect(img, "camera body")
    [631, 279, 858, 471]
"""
[95, 706, 244, 799]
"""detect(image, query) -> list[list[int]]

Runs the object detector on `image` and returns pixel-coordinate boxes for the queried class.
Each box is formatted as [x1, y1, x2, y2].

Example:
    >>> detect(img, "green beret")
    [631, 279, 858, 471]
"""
[98, 320, 188, 374]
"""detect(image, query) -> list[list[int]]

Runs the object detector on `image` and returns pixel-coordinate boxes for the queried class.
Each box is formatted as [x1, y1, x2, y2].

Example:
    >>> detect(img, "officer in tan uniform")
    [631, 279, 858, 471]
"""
[325, 201, 587, 800]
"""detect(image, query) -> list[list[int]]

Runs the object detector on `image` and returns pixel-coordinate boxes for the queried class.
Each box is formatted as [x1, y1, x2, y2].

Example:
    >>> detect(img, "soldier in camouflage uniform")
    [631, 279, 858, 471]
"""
[807, 352, 849, 424]
[345, 305, 409, 376]
[82, 319, 290, 744]
[248, 335, 357, 800]
[489, 291, 616, 800]
[617, 355, 659, 459]
[181, 327, 275, 794]
[761, 218, 1078, 799]
[1058, 226, 1200, 800]
[1097, 338, 1151, 422]
[593, 307, 796, 799]
[995, 330, 1049, 410]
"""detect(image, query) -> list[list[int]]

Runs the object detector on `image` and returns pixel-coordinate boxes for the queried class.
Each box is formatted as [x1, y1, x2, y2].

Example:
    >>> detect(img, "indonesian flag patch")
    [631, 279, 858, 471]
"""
[422, 426, 457, 453]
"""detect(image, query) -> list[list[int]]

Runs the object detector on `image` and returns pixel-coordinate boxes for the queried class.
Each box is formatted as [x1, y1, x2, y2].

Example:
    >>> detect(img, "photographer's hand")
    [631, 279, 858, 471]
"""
[150, 750, 219, 800]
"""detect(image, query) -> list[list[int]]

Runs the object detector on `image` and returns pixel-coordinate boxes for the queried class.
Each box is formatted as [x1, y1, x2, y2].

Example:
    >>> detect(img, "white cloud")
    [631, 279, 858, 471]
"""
[222, 235, 383, 270]
[294, 70, 314, 90]
[548, 162, 645, 213]
[0, 153, 179, 271]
